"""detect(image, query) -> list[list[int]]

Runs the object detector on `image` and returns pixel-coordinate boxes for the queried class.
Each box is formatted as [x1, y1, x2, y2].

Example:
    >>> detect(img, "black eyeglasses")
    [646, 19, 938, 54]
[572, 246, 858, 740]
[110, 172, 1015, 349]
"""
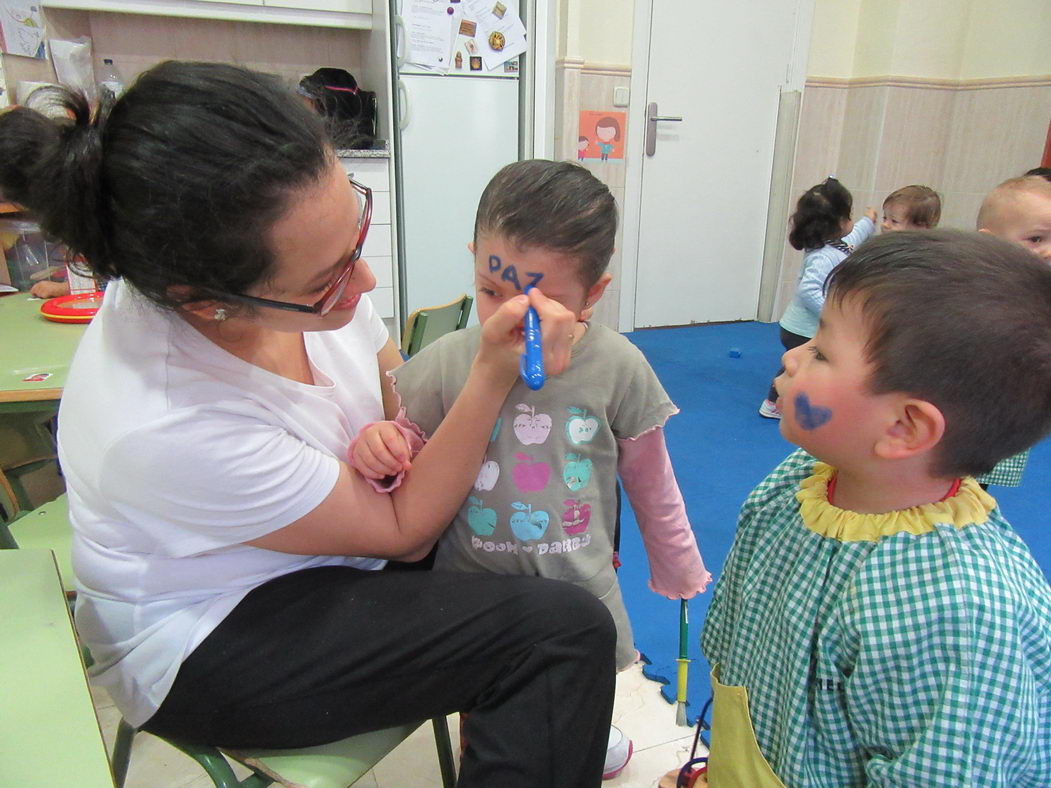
[217, 178, 372, 317]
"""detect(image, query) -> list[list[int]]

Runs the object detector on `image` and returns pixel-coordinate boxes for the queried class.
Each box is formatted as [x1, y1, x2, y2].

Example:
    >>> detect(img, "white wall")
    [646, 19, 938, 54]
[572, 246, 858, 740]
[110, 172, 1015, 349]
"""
[557, 0, 633, 64]
[808, 0, 1051, 80]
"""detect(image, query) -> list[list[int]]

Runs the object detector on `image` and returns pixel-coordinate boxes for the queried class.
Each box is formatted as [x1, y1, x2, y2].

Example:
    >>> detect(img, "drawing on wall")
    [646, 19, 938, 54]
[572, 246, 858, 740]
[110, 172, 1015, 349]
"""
[0, 1, 46, 59]
[578, 111, 626, 162]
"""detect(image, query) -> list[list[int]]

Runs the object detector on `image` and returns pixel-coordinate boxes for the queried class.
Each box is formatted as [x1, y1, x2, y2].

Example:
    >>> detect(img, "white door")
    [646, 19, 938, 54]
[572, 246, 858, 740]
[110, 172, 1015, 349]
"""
[622, 0, 813, 328]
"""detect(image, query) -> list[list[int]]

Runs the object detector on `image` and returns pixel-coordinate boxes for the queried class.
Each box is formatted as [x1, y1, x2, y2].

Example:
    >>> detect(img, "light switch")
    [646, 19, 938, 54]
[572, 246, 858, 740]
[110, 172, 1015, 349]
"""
[613, 86, 630, 107]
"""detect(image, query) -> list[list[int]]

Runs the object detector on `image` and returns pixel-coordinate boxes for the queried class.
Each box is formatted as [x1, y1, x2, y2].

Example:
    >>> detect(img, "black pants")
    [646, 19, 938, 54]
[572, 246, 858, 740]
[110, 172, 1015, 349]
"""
[766, 326, 811, 402]
[144, 566, 617, 788]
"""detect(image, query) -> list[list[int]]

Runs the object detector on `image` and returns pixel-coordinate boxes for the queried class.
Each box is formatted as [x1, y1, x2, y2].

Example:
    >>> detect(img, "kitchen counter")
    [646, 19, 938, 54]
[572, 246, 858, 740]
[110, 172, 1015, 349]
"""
[336, 141, 390, 159]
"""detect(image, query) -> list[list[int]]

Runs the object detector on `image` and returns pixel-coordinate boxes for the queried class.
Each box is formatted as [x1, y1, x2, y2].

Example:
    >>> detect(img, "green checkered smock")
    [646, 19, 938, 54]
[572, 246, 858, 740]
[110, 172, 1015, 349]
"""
[702, 449, 1051, 787]
[975, 449, 1030, 487]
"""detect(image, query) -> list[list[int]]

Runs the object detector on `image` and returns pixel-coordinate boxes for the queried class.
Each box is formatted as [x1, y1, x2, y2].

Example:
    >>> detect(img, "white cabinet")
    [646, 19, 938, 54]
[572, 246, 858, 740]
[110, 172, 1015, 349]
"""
[42, 0, 373, 28]
[339, 156, 397, 325]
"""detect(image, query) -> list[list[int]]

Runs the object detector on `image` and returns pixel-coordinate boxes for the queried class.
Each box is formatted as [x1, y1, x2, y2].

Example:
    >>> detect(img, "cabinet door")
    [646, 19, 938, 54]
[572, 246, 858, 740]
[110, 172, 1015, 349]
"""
[198, 0, 263, 5]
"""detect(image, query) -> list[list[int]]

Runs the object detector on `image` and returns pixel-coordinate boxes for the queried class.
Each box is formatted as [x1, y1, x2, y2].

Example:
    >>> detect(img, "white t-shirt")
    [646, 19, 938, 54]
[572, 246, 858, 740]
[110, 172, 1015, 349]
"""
[60, 280, 389, 726]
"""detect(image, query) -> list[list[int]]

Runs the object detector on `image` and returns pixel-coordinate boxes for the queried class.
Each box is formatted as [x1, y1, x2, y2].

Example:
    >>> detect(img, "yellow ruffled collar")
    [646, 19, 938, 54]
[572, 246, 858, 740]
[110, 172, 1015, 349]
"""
[797, 462, 997, 542]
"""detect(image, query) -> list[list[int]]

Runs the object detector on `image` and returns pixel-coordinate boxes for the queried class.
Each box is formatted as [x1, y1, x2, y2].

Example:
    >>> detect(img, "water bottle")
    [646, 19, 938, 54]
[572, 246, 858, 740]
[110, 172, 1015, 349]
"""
[98, 58, 124, 102]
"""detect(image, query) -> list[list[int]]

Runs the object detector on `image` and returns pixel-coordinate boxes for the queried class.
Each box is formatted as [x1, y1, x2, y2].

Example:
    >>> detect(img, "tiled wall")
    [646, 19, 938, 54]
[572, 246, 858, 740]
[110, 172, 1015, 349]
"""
[554, 57, 630, 329]
[772, 76, 1051, 316]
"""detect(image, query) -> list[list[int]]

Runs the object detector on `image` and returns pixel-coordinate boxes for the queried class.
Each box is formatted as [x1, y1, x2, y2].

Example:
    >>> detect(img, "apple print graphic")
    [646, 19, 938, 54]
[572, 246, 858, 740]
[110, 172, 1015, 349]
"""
[512, 404, 552, 445]
[565, 407, 600, 444]
[563, 453, 593, 492]
[562, 499, 592, 535]
[466, 496, 497, 536]
[510, 502, 550, 541]
[474, 457, 500, 491]
[513, 453, 551, 492]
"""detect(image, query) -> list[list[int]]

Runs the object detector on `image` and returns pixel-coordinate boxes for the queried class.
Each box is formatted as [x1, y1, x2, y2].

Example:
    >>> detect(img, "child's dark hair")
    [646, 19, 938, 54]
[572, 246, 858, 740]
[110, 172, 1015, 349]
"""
[1024, 166, 1051, 182]
[827, 230, 1051, 477]
[788, 177, 853, 251]
[0, 60, 332, 310]
[883, 185, 941, 228]
[474, 159, 617, 287]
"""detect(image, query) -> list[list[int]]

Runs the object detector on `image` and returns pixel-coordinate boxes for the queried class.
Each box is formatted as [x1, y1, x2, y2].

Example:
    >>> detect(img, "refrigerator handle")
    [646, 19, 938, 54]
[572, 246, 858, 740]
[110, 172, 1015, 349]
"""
[397, 78, 410, 131]
[393, 14, 407, 70]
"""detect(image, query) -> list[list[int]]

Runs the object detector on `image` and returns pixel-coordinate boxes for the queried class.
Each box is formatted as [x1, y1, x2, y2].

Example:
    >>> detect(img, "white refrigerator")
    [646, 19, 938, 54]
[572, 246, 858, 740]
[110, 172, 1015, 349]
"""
[391, 0, 526, 321]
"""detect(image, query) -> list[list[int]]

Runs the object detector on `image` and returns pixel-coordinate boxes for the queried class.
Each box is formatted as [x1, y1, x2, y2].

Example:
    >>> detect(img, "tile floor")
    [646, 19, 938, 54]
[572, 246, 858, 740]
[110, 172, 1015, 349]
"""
[94, 660, 708, 787]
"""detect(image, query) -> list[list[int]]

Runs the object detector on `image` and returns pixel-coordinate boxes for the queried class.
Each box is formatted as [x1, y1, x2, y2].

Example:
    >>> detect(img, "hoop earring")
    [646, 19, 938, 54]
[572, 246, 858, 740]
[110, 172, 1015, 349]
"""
[214, 308, 227, 322]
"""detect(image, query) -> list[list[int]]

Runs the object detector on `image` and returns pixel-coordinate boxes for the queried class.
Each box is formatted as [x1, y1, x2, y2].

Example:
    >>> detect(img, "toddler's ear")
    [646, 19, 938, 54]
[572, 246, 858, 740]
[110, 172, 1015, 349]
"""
[875, 399, 945, 461]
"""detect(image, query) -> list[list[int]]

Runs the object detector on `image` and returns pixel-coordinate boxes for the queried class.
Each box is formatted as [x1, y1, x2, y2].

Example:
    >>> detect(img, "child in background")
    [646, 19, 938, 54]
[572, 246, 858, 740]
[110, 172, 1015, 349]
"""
[759, 177, 876, 419]
[351, 159, 711, 780]
[704, 230, 1051, 787]
[969, 174, 1051, 489]
[880, 184, 941, 231]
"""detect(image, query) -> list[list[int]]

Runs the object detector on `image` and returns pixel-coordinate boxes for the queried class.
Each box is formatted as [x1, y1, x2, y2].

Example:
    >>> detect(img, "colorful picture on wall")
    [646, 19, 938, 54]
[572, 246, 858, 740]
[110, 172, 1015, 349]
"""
[0, 1, 46, 59]
[578, 111, 626, 162]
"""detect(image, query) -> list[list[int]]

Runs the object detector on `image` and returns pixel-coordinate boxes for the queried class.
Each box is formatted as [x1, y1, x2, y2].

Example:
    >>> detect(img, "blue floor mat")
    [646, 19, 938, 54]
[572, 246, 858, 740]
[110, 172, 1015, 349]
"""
[619, 321, 1050, 724]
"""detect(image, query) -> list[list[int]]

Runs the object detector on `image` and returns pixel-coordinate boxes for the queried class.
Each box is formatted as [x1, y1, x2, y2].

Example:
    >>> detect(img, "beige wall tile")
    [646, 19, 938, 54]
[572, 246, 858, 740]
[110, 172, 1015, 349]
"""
[942, 85, 1051, 194]
[836, 85, 888, 193]
[790, 86, 847, 195]
[939, 190, 986, 230]
[872, 86, 954, 196]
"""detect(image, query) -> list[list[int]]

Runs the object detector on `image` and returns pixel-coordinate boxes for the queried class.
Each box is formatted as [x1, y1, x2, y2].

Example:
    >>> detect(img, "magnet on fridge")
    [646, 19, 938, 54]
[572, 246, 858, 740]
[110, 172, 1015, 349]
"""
[465, 39, 478, 55]
[459, 19, 477, 37]
[488, 31, 505, 51]
[455, 52, 463, 69]
[469, 56, 482, 71]
[493, 2, 507, 18]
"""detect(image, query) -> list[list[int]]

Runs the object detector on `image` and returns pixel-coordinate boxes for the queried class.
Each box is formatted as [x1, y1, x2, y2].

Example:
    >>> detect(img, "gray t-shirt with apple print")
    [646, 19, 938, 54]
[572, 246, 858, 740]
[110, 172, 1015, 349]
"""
[391, 322, 677, 669]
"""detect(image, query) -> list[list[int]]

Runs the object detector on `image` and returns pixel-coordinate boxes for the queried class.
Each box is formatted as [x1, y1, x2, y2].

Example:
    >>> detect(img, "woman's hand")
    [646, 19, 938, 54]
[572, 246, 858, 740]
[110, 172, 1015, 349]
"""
[475, 289, 577, 382]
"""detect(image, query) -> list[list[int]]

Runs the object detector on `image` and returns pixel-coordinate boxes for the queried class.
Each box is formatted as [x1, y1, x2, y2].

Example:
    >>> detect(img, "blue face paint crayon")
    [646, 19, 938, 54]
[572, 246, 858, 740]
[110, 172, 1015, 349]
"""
[520, 287, 545, 390]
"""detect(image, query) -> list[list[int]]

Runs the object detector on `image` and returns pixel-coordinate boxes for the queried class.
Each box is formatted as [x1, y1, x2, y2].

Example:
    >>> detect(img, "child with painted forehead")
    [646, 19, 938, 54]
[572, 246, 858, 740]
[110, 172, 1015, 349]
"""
[702, 230, 1051, 787]
[351, 159, 711, 778]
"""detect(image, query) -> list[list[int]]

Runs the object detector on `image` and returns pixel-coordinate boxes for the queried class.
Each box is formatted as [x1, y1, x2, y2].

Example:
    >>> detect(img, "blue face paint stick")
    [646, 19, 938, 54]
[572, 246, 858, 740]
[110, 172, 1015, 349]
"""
[520, 287, 545, 390]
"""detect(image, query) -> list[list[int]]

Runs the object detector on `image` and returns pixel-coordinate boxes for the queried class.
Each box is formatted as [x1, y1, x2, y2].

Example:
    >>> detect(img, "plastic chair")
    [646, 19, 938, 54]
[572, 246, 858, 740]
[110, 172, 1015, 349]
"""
[0, 411, 59, 511]
[401, 294, 473, 357]
[0, 473, 458, 787]
[112, 716, 457, 788]
[0, 474, 74, 594]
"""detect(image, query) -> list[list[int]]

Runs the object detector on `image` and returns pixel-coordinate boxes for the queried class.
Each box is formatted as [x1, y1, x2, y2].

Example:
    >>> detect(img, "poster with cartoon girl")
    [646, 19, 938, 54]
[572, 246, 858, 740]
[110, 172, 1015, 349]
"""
[577, 110, 626, 161]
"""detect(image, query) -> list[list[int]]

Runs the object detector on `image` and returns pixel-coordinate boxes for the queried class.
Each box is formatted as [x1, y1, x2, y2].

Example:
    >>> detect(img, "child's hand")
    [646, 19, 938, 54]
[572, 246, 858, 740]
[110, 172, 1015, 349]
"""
[30, 280, 72, 299]
[350, 421, 413, 480]
[864, 207, 878, 222]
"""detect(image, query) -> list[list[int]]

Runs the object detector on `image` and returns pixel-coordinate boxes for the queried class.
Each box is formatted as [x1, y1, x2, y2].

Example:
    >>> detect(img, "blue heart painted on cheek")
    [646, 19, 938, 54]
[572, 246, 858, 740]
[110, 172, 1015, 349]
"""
[794, 393, 833, 430]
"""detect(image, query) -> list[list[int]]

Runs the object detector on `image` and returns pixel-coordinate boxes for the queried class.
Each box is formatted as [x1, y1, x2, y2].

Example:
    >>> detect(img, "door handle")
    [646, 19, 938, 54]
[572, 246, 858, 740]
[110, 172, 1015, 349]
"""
[645, 102, 683, 156]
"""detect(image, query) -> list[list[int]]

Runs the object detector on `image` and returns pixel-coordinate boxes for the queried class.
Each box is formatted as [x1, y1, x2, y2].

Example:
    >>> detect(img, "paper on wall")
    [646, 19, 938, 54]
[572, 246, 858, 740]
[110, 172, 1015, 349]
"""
[403, 0, 456, 73]
[0, 0, 46, 59]
[461, 0, 526, 71]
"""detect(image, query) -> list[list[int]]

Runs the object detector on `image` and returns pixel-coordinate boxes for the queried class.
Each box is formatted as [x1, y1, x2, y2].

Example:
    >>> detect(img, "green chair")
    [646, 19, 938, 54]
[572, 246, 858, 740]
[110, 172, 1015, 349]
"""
[112, 717, 457, 788]
[0, 473, 74, 594]
[0, 472, 458, 787]
[0, 411, 59, 511]
[401, 294, 473, 358]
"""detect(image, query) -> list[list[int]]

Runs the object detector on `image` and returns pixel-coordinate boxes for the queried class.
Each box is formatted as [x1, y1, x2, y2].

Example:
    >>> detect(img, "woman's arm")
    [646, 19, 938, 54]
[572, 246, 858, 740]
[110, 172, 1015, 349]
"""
[247, 290, 576, 560]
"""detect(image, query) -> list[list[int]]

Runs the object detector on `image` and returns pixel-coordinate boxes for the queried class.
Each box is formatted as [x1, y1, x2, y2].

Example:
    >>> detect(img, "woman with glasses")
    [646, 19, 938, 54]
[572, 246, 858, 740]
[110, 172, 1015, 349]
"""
[0, 61, 616, 787]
